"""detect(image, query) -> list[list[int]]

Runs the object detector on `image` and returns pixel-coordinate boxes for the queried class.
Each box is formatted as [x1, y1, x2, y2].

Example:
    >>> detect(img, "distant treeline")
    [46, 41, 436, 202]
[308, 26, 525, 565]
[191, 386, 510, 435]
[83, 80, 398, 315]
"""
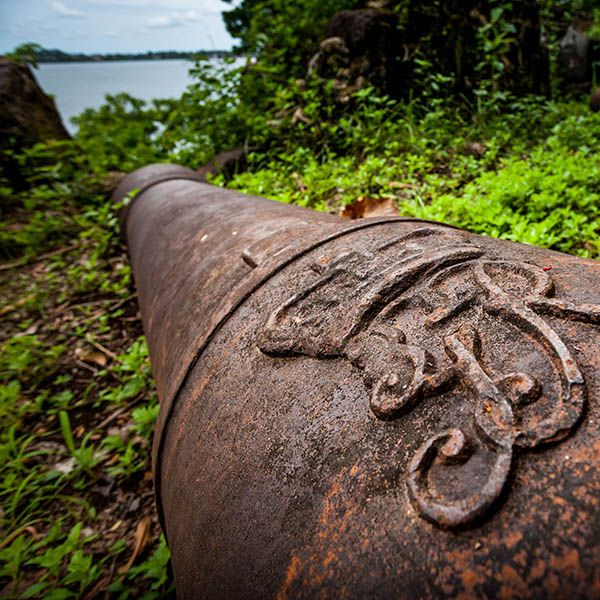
[36, 48, 233, 63]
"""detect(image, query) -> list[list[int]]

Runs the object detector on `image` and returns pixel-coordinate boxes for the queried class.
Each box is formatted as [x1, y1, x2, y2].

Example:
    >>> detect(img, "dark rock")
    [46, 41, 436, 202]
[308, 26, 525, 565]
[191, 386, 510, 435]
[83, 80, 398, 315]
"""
[0, 58, 70, 191]
[324, 9, 393, 57]
[196, 147, 253, 182]
[591, 88, 600, 112]
[310, 3, 548, 102]
[559, 25, 591, 82]
[101, 171, 127, 195]
[0, 58, 70, 146]
[306, 37, 348, 78]
[307, 9, 399, 101]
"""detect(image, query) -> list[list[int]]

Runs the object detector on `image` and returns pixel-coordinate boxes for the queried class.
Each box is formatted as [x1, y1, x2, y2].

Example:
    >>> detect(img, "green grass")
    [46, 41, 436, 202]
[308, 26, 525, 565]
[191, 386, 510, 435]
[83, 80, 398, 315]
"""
[227, 104, 600, 259]
[0, 145, 173, 598]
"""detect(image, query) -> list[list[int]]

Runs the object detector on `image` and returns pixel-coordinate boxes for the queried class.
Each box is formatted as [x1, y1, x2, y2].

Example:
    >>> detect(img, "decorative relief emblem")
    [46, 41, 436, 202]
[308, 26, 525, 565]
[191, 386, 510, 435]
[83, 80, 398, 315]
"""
[258, 228, 600, 528]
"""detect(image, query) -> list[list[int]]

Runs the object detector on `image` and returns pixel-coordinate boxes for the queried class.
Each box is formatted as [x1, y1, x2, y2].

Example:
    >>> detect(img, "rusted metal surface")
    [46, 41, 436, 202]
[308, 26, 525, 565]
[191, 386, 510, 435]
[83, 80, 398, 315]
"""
[115, 165, 600, 599]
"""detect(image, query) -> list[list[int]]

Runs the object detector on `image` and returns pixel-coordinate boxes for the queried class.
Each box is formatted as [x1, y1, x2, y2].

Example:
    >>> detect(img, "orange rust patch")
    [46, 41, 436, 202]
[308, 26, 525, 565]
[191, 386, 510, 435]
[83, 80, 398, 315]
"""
[461, 568, 483, 592]
[566, 436, 600, 465]
[323, 550, 337, 568]
[530, 558, 546, 580]
[512, 550, 527, 568]
[278, 467, 366, 594]
[499, 565, 527, 598]
[504, 529, 523, 549]
[277, 553, 302, 600]
[550, 548, 583, 580]
[543, 571, 560, 596]
[172, 367, 219, 448]
[591, 571, 600, 597]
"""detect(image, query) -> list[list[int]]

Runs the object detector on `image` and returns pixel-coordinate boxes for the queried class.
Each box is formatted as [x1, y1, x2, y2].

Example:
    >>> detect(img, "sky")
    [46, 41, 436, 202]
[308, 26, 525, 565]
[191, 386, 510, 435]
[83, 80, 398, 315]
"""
[0, 0, 236, 54]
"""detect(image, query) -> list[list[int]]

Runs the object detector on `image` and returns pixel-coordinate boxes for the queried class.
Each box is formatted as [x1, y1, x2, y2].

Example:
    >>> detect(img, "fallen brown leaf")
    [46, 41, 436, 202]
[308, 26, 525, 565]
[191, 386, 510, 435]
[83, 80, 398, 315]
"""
[52, 456, 76, 475]
[109, 520, 123, 532]
[291, 107, 312, 125]
[106, 453, 120, 466]
[465, 140, 487, 157]
[0, 295, 33, 316]
[339, 196, 398, 219]
[82, 574, 111, 600]
[75, 347, 108, 367]
[0, 525, 39, 549]
[292, 172, 307, 193]
[118, 517, 153, 574]
[0, 300, 25, 317]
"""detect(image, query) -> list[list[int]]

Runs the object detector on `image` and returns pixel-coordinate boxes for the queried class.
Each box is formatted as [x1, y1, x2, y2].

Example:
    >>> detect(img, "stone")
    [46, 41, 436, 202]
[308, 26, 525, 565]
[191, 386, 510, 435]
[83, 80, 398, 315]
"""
[101, 171, 127, 195]
[306, 9, 399, 101]
[591, 88, 600, 112]
[0, 58, 70, 191]
[324, 9, 393, 57]
[559, 25, 591, 83]
[0, 58, 70, 147]
[196, 147, 252, 182]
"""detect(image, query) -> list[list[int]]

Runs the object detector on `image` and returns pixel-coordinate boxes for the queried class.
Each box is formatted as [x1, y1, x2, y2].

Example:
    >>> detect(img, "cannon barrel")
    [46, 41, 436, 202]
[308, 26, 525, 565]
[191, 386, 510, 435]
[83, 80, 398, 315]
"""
[114, 164, 600, 599]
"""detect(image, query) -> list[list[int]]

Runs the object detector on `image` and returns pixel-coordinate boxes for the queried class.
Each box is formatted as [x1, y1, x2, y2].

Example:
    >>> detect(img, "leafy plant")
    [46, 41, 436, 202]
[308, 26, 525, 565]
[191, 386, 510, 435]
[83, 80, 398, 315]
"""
[4, 43, 42, 68]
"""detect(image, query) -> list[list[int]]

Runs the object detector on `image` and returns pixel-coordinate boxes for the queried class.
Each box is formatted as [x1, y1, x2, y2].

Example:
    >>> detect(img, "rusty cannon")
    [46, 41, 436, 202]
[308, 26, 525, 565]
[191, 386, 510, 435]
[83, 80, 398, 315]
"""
[113, 164, 600, 599]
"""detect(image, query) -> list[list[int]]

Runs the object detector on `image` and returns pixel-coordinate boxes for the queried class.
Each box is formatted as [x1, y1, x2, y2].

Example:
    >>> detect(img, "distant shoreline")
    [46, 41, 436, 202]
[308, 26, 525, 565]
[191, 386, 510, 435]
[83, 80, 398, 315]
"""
[36, 49, 233, 63]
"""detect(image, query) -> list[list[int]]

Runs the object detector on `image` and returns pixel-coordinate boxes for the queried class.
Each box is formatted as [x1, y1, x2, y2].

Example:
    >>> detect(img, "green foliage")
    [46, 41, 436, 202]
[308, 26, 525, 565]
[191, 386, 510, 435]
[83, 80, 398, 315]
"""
[108, 535, 173, 599]
[73, 94, 173, 172]
[590, 9, 600, 41]
[0, 142, 169, 597]
[0, 140, 103, 259]
[4, 43, 42, 68]
[163, 57, 257, 166]
[223, 0, 360, 74]
[75, 58, 258, 171]
[405, 145, 600, 257]
[132, 399, 160, 439]
[474, 4, 517, 103]
[227, 100, 599, 260]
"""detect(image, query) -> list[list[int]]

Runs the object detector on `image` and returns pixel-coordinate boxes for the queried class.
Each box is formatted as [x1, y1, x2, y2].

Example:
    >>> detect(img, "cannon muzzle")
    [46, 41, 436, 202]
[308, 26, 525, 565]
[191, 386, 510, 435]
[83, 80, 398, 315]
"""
[114, 164, 600, 599]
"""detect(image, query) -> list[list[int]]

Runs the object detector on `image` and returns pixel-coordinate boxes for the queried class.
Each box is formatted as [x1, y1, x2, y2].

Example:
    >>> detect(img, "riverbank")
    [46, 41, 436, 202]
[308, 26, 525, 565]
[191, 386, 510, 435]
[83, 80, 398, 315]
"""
[35, 48, 232, 63]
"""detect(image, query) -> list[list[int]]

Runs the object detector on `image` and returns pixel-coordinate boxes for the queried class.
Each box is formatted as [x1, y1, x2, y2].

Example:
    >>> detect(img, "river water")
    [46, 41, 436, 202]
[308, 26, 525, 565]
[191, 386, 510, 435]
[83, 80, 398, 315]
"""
[36, 59, 194, 134]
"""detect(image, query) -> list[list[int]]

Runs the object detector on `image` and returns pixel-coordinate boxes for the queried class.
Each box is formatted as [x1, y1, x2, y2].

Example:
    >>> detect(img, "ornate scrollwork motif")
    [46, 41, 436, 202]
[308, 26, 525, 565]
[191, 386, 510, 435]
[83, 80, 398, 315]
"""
[407, 428, 513, 528]
[257, 229, 600, 528]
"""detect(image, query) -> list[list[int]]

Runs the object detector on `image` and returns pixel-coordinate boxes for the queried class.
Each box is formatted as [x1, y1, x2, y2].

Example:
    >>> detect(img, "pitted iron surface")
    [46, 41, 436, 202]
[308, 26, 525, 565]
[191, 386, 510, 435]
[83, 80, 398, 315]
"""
[116, 164, 600, 599]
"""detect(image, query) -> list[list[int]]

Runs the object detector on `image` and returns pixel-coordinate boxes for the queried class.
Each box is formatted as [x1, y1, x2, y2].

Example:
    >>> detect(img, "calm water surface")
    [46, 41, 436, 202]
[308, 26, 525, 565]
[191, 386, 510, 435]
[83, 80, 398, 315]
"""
[36, 59, 193, 134]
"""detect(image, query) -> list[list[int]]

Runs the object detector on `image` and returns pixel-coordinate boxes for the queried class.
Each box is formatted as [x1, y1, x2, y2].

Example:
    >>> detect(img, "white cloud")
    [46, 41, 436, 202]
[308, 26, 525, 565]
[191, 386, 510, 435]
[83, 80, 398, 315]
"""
[145, 10, 200, 29]
[89, 0, 226, 10]
[52, 1, 84, 18]
[1, 0, 235, 54]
